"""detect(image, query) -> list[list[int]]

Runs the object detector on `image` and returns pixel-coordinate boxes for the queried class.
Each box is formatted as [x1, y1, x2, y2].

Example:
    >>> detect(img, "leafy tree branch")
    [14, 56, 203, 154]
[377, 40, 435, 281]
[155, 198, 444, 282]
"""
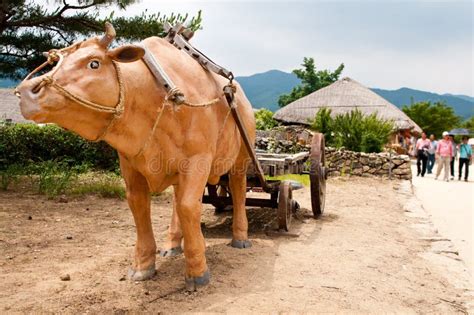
[278, 57, 344, 108]
[0, 0, 202, 79]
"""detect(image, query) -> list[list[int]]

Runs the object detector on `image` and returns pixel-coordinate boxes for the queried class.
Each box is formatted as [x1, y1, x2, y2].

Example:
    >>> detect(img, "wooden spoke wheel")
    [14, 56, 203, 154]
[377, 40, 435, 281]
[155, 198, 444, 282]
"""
[278, 180, 297, 231]
[310, 133, 327, 218]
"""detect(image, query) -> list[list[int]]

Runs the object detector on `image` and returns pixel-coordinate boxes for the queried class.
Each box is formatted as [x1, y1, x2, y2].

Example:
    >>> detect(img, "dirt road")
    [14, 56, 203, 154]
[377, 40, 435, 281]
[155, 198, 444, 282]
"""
[0, 178, 471, 313]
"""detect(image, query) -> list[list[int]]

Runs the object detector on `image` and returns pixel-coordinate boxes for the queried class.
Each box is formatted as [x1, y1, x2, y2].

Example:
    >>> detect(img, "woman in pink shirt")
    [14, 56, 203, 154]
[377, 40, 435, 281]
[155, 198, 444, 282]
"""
[415, 132, 431, 177]
[435, 131, 453, 181]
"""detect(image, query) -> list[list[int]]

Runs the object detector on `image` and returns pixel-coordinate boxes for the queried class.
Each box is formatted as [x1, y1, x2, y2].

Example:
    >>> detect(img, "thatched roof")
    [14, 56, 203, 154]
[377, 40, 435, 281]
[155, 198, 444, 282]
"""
[0, 88, 30, 123]
[274, 77, 422, 133]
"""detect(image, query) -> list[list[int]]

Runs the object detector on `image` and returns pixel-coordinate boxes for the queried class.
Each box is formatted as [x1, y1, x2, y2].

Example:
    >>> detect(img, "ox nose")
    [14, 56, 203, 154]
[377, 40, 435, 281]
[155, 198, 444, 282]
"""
[15, 75, 44, 98]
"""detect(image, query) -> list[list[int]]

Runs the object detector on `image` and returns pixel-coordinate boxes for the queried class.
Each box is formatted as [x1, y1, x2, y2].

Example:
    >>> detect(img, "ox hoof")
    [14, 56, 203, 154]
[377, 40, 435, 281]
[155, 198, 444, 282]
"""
[230, 239, 252, 249]
[128, 265, 156, 281]
[158, 246, 183, 257]
[185, 269, 210, 292]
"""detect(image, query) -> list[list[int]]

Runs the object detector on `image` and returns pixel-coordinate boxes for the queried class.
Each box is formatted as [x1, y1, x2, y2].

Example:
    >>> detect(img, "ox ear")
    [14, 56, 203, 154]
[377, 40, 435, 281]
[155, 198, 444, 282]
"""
[107, 45, 145, 63]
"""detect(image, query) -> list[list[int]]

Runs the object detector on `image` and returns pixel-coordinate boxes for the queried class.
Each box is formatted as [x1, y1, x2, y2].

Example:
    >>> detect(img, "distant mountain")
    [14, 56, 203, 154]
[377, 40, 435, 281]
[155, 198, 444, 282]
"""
[444, 94, 474, 103]
[4, 71, 471, 119]
[236, 70, 300, 112]
[372, 88, 474, 119]
[235, 70, 473, 119]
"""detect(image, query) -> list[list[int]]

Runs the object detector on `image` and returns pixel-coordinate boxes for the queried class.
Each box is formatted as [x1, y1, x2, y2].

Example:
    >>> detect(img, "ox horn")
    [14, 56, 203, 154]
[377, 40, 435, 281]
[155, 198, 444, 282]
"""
[99, 22, 116, 48]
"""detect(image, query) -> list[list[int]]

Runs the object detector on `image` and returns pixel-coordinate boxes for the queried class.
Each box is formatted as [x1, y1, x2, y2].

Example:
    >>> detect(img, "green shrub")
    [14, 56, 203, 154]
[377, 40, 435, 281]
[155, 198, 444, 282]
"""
[310, 108, 394, 153]
[255, 109, 278, 130]
[0, 123, 118, 171]
[309, 107, 333, 144]
[358, 113, 394, 153]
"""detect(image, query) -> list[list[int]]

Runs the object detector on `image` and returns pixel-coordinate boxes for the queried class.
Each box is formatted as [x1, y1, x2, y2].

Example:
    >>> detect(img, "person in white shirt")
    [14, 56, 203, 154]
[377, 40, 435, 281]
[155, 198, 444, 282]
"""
[427, 134, 438, 174]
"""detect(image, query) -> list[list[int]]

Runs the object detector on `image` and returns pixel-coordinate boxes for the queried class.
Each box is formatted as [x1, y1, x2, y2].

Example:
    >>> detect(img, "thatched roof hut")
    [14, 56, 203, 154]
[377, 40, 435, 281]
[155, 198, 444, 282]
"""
[274, 77, 422, 133]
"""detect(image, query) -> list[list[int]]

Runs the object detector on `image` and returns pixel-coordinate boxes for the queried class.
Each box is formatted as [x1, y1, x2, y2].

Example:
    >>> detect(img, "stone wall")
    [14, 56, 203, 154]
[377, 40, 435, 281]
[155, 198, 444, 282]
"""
[325, 147, 412, 180]
[256, 126, 311, 154]
[255, 130, 412, 180]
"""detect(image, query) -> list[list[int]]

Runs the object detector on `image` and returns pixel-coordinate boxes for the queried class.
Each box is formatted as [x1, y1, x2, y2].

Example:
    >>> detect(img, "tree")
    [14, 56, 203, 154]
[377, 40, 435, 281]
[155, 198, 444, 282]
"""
[0, 0, 202, 79]
[255, 108, 278, 131]
[460, 116, 474, 131]
[278, 57, 344, 108]
[402, 101, 461, 137]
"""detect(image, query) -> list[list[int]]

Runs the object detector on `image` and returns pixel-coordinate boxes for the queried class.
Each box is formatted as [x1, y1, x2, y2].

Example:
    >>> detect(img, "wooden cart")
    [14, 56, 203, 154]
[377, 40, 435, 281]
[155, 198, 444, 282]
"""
[202, 133, 327, 231]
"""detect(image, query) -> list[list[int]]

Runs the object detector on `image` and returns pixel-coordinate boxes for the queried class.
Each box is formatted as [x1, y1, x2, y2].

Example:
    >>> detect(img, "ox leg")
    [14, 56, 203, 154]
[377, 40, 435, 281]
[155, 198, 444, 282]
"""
[120, 156, 156, 281]
[229, 158, 252, 249]
[159, 186, 183, 257]
[175, 158, 210, 291]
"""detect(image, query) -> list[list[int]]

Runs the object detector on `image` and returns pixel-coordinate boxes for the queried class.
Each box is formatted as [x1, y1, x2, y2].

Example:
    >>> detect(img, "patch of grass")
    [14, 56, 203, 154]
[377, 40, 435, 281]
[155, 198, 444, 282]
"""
[0, 164, 22, 191]
[27, 161, 78, 197]
[1, 162, 126, 199]
[266, 174, 310, 186]
[70, 172, 125, 199]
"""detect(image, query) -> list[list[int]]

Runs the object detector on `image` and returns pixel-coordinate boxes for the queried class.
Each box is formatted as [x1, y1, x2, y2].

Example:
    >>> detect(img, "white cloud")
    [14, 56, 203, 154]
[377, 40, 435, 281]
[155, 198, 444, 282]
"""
[107, 0, 473, 95]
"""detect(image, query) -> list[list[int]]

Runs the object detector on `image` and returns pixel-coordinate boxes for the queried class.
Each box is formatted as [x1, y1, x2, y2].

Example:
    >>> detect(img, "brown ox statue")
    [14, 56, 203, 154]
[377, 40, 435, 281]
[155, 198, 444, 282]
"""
[16, 23, 255, 291]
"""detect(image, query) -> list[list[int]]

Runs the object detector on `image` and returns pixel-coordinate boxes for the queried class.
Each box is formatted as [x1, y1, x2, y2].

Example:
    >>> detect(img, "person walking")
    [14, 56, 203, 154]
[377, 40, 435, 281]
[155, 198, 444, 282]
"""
[410, 135, 417, 157]
[435, 131, 453, 182]
[416, 132, 431, 177]
[458, 136, 472, 181]
[449, 135, 457, 180]
[427, 134, 438, 174]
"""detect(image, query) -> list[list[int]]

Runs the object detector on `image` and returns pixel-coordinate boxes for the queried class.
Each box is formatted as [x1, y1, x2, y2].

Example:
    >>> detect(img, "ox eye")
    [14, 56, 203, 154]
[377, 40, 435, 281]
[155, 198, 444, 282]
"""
[89, 60, 100, 69]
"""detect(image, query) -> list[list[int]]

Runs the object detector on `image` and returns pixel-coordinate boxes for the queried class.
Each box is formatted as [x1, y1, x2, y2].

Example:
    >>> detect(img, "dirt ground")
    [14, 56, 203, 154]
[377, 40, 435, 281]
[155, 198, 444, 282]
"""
[0, 177, 471, 313]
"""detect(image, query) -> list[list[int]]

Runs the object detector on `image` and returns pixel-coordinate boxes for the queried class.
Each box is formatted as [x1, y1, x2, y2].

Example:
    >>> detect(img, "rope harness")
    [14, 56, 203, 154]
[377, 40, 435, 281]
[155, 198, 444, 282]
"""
[15, 49, 126, 141]
[17, 49, 125, 115]
[16, 23, 239, 156]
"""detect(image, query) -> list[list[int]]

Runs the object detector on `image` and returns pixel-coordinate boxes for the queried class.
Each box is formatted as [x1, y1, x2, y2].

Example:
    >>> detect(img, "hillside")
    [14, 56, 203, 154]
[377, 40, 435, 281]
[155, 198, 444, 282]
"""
[372, 88, 473, 119]
[235, 71, 473, 119]
[444, 94, 474, 103]
[236, 70, 300, 112]
[3, 72, 472, 119]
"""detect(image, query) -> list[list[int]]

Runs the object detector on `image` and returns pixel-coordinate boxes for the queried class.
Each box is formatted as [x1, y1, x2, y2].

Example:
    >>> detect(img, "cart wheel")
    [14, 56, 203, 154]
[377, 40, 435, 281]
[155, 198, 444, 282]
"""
[310, 133, 326, 218]
[278, 180, 293, 231]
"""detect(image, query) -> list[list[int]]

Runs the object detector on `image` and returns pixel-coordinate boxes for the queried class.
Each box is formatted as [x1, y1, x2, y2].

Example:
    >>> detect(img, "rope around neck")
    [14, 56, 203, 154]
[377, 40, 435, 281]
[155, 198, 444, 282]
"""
[16, 50, 125, 142]
[41, 58, 126, 141]
[135, 97, 220, 157]
[17, 50, 125, 116]
[42, 63, 124, 115]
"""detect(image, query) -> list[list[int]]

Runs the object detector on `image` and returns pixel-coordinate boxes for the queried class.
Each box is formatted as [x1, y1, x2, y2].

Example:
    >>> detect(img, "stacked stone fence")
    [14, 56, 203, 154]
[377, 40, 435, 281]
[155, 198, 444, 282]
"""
[255, 128, 412, 180]
[325, 147, 412, 180]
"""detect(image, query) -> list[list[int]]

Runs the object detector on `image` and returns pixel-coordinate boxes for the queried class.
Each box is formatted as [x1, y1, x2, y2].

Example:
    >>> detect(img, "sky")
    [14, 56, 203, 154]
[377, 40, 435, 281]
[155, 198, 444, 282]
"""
[108, 0, 473, 95]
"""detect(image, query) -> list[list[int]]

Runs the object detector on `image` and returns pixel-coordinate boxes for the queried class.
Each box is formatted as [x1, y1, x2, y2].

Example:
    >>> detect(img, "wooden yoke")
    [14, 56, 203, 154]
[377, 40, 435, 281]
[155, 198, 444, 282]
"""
[139, 43, 185, 105]
[163, 22, 234, 81]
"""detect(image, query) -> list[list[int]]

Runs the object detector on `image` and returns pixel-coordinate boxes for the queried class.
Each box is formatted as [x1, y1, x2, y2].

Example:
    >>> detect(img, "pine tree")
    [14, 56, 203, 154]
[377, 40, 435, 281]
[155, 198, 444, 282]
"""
[0, 0, 202, 79]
